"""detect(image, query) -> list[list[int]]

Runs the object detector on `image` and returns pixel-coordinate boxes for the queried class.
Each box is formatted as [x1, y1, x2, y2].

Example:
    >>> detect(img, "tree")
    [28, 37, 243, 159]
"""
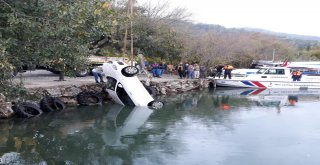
[0, 0, 115, 80]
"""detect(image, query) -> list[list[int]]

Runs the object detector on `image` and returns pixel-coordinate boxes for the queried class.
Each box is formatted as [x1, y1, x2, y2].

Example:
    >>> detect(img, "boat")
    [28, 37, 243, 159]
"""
[214, 87, 320, 96]
[253, 60, 320, 75]
[213, 88, 320, 108]
[214, 66, 320, 89]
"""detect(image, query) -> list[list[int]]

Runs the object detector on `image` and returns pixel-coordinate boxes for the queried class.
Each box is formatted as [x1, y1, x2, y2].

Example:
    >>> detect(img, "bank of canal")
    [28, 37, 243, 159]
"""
[0, 71, 211, 119]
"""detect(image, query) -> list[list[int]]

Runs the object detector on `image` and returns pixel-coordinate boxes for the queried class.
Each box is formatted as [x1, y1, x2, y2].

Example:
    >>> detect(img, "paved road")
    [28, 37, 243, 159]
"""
[13, 70, 182, 89]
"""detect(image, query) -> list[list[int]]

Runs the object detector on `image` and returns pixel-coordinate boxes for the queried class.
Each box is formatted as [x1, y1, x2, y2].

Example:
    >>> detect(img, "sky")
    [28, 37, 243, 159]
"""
[138, 0, 320, 37]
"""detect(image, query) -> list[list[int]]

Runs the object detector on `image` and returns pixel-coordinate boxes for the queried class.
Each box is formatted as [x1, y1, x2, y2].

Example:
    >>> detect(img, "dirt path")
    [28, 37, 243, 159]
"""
[13, 70, 183, 89]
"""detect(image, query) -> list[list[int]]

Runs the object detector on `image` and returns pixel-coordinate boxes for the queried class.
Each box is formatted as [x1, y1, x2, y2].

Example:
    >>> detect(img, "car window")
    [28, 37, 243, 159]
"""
[106, 76, 117, 91]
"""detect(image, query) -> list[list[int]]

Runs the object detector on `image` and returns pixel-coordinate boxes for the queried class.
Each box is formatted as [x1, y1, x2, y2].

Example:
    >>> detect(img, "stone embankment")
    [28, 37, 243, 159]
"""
[0, 72, 211, 119]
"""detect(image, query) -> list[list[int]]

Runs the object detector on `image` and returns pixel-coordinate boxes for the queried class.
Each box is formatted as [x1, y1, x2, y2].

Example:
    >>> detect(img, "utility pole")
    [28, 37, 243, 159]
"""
[272, 49, 275, 62]
[130, 0, 134, 66]
[122, 1, 130, 55]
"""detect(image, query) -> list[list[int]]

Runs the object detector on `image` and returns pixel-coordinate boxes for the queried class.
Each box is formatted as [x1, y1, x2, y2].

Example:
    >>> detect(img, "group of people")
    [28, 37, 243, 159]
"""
[215, 64, 234, 79]
[176, 63, 207, 79]
[90, 61, 235, 83]
[292, 70, 302, 81]
[151, 62, 167, 78]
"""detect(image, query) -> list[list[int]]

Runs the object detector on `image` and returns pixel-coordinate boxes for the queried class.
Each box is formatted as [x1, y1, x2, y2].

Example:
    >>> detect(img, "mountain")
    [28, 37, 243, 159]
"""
[242, 27, 320, 41]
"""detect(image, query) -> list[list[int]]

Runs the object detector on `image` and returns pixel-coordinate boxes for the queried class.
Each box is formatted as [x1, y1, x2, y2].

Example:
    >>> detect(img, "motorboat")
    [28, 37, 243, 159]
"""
[213, 88, 320, 108]
[214, 87, 320, 96]
[102, 60, 163, 109]
[215, 66, 320, 89]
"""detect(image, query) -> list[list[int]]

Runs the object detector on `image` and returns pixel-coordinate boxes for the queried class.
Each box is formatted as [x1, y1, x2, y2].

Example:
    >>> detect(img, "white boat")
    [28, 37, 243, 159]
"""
[215, 66, 320, 89]
[213, 88, 320, 108]
[214, 87, 320, 96]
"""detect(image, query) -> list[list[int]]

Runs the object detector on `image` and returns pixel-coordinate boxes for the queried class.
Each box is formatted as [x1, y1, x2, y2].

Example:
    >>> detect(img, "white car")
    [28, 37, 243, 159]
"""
[102, 60, 163, 109]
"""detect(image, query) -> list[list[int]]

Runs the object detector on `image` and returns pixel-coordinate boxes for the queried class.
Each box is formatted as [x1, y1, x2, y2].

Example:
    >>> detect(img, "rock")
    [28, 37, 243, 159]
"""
[59, 97, 78, 106]
[160, 87, 167, 95]
[61, 86, 82, 97]
[0, 93, 5, 104]
[0, 94, 14, 119]
[45, 87, 62, 97]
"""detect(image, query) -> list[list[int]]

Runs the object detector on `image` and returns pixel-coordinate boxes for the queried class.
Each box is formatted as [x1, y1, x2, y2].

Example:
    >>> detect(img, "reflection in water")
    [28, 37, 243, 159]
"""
[1, 89, 320, 164]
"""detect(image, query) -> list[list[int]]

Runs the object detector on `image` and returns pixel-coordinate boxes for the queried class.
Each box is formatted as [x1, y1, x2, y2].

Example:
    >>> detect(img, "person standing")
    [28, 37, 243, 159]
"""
[292, 70, 302, 81]
[200, 65, 207, 78]
[194, 63, 200, 79]
[216, 64, 224, 78]
[223, 64, 234, 79]
[177, 63, 184, 78]
[188, 64, 194, 79]
[183, 63, 189, 78]
[92, 66, 104, 83]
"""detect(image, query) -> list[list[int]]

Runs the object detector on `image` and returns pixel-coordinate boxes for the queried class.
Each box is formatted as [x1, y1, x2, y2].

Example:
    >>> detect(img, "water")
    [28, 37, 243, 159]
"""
[1, 88, 320, 165]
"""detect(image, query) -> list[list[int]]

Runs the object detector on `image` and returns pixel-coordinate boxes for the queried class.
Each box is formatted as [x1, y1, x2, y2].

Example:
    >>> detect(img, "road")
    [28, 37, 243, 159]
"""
[13, 70, 182, 89]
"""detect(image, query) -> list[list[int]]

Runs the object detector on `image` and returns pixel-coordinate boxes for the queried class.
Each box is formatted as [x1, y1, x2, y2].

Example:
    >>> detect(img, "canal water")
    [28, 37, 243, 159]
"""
[1, 88, 320, 165]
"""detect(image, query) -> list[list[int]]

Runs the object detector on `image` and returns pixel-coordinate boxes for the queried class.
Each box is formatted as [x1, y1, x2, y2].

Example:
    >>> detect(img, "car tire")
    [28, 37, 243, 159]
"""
[77, 92, 103, 106]
[148, 101, 164, 110]
[40, 97, 66, 112]
[121, 66, 139, 77]
[12, 103, 43, 118]
[75, 68, 89, 77]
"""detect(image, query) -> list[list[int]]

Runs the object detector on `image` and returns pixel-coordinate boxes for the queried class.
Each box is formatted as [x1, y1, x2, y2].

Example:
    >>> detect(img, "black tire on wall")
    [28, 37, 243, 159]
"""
[12, 103, 43, 118]
[40, 97, 66, 112]
[77, 92, 103, 106]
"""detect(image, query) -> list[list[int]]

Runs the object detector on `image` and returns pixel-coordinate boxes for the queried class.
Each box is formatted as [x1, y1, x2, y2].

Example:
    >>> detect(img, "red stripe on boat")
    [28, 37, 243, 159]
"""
[251, 88, 266, 95]
[251, 81, 266, 88]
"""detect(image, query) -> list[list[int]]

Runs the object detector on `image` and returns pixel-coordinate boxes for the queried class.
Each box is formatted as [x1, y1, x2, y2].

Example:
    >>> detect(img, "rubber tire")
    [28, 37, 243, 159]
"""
[121, 66, 139, 77]
[77, 92, 103, 106]
[75, 68, 89, 77]
[13, 103, 43, 118]
[40, 97, 66, 112]
[148, 101, 164, 110]
[143, 84, 157, 97]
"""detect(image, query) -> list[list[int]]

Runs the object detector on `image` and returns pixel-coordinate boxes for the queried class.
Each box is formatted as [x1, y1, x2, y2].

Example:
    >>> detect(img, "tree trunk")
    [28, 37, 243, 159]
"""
[58, 71, 65, 81]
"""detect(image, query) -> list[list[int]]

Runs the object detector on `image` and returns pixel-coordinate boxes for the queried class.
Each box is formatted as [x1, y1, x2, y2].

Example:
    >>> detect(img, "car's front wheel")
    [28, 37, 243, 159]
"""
[148, 101, 164, 110]
[121, 66, 139, 77]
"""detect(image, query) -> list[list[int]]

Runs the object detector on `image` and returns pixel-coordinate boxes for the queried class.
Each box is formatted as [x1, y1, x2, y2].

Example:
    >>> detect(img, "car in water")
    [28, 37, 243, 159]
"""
[102, 60, 163, 109]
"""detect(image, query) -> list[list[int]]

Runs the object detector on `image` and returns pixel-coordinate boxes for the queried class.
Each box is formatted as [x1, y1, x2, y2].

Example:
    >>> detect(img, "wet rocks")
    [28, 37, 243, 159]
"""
[0, 93, 14, 119]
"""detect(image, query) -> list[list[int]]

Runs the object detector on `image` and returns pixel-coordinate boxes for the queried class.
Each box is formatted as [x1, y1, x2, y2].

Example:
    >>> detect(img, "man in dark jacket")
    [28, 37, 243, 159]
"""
[216, 64, 224, 78]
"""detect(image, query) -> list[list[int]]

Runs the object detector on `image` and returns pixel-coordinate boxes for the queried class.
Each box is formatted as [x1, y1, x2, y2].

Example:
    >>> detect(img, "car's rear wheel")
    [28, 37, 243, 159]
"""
[75, 68, 89, 77]
[121, 66, 139, 77]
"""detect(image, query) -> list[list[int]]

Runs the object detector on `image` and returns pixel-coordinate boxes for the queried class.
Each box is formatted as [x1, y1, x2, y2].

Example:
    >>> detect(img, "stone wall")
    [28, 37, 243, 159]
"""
[1, 79, 210, 119]
[0, 93, 13, 119]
